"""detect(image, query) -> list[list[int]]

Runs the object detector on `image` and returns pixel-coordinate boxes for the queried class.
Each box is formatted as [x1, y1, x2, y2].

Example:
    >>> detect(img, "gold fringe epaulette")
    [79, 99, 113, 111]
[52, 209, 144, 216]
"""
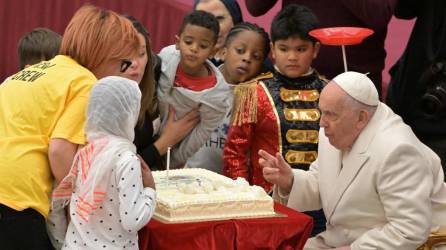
[231, 72, 273, 126]
[315, 70, 330, 85]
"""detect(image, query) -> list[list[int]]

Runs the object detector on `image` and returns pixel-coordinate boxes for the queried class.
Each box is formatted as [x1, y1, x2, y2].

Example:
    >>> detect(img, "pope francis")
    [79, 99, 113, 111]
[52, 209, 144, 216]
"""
[259, 71, 446, 250]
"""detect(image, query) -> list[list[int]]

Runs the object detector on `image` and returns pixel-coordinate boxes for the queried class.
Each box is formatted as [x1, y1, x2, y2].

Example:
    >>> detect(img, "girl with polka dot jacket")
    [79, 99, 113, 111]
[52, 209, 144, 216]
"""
[50, 76, 156, 250]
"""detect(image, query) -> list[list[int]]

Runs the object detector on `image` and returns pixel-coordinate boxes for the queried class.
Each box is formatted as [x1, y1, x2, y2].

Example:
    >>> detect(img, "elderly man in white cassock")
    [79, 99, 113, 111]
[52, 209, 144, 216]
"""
[259, 71, 446, 250]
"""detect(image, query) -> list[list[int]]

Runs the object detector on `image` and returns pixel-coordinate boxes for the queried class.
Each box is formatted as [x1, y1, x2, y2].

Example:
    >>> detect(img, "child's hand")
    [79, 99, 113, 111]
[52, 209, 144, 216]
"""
[138, 155, 156, 190]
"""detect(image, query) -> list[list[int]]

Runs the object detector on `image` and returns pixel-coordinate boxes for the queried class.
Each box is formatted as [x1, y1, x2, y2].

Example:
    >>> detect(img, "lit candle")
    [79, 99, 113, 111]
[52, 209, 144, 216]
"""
[166, 147, 171, 183]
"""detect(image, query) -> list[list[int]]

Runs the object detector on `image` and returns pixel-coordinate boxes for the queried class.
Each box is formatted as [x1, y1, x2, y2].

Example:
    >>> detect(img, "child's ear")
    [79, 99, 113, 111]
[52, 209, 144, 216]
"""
[313, 42, 321, 59]
[270, 42, 276, 60]
[175, 35, 180, 50]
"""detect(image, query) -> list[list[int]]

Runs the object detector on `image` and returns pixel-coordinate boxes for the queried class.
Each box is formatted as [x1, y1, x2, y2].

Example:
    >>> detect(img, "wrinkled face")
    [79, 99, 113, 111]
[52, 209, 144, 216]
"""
[119, 33, 148, 84]
[196, 0, 234, 51]
[221, 30, 266, 84]
[176, 24, 215, 75]
[319, 82, 361, 151]
[271, 37, 319, 78]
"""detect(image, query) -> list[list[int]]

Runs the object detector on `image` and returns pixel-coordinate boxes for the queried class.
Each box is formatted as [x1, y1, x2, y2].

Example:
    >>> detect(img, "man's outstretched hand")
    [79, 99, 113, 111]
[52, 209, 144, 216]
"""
[258, 150, 294, 193]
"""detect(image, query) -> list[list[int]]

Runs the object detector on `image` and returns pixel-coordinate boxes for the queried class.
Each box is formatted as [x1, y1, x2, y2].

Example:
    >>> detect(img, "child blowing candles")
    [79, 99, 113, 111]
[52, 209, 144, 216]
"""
[157, 10, 230, 168]
[52, 76, 156, 250]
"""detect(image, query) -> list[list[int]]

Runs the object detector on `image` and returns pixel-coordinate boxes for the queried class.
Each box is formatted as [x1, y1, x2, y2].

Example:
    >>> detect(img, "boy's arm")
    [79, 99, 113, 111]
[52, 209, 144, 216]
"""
[223, 82, 258, 180]
[223, 123, 255, 180]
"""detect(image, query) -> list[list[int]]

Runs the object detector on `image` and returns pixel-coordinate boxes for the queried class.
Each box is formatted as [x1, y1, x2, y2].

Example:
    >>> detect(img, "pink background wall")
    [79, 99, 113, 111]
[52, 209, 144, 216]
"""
[0, 0, 414, 96]
[169, 0, 414, 94]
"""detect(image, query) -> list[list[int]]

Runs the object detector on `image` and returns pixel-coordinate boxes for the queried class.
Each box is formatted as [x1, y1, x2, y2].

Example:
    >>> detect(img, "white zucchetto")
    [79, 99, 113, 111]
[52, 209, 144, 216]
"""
[332, 71, 379, 106]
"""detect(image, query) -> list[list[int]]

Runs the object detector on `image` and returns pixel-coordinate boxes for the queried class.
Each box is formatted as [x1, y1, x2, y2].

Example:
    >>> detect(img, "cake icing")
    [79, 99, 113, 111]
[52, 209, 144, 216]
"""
[153, 168, 275, 222]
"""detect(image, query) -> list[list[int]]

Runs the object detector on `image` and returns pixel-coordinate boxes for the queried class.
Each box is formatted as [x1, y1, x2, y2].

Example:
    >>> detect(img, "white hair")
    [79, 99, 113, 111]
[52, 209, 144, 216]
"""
[343, 93, 377, 116]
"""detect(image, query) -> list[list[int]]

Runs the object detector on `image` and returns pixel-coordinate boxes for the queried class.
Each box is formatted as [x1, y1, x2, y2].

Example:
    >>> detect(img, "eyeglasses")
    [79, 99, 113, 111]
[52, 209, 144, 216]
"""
[120, 59, 132, 73]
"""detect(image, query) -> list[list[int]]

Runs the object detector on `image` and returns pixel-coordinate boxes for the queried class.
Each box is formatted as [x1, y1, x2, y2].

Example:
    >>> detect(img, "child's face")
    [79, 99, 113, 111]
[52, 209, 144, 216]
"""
[271, 37, 320, 78]
[176, 24, 215, 75]
[221, 30, 266, 84]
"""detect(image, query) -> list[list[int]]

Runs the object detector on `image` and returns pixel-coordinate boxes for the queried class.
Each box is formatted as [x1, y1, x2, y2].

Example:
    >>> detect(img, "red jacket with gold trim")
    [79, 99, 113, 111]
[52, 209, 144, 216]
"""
[223, 70, 327, 193]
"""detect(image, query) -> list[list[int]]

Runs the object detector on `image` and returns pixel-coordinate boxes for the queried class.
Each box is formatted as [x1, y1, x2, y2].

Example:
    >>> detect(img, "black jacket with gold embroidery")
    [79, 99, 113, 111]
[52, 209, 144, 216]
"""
[224, 70, 327, 192]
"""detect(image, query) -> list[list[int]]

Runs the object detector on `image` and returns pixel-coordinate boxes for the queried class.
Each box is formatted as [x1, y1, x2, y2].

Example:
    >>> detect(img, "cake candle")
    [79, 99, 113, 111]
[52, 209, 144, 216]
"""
[166, 146, 171, 183]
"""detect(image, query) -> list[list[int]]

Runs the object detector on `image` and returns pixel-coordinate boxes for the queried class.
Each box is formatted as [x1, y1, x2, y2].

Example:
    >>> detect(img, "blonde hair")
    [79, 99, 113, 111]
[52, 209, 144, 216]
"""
[60, 5, 139, 72]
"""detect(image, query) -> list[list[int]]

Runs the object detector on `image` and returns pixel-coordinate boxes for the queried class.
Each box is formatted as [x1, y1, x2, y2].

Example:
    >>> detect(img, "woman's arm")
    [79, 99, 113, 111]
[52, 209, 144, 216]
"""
[154, 106, 200, 155]
[136, 106, 199, 170]
[48, 138, 78, 184]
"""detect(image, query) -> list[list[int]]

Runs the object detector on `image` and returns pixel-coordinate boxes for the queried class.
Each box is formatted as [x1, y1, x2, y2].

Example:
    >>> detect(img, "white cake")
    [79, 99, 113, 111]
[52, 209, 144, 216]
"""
[153, 168, 275, 222]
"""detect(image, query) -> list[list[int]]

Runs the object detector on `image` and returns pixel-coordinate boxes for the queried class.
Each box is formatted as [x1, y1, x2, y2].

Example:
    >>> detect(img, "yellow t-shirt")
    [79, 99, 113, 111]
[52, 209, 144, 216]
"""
[0, 55, 96, 218]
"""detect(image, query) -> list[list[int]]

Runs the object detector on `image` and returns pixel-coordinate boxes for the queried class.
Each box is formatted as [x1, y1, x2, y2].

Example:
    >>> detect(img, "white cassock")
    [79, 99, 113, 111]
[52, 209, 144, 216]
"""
[275, 103, 446, 250]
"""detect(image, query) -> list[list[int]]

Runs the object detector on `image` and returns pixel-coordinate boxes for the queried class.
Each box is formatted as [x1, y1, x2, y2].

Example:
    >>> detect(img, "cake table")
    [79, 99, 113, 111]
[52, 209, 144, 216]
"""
[138, 202, 313, 250]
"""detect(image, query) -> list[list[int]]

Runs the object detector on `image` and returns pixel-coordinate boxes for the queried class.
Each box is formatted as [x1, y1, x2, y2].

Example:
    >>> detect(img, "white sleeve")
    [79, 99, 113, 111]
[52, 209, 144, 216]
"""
[286, 160, 322, 212]
[115, 152, 156, 231]
[157, 44, 178, 134]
